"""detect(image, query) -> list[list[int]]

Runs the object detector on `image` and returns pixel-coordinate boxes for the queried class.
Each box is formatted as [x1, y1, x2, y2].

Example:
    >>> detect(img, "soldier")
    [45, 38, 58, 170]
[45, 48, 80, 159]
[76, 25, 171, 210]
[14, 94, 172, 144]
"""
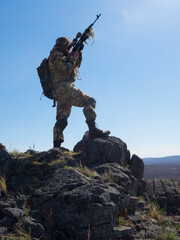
[49, 37, 110, 148]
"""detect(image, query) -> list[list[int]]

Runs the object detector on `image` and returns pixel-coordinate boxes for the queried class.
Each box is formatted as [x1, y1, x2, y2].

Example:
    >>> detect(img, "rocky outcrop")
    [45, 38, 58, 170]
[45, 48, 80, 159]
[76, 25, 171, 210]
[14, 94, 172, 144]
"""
[129, 154, 144, 180]
[140, 178, 180, 214]
[74, 136, 131, 168]
[0, 199, 45, 239]
[0, 136, 179, 239]
[32, 168, 122, 239]
[94, 163, 138, 197]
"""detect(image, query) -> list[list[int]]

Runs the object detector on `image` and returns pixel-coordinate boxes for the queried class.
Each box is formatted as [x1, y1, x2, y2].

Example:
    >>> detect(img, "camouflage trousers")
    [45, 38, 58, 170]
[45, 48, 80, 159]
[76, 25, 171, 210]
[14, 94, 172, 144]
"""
[52, 81, 96, 142]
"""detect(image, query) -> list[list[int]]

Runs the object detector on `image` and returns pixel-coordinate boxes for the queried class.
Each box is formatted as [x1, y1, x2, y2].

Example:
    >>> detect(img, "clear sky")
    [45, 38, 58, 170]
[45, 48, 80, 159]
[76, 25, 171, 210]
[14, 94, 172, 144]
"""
[1, 0, 180, 158]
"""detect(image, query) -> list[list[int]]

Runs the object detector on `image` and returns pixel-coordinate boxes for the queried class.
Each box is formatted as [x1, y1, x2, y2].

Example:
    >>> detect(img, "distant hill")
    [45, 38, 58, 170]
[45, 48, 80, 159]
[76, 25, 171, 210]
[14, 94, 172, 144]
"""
[143, 155, 180, 180]
[143, 155, 180, 165]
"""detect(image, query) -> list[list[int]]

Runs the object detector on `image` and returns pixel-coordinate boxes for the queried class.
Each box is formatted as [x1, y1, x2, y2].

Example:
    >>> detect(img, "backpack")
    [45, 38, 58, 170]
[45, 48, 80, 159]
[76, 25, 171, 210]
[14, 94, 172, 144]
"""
[37, 58, 53, 100]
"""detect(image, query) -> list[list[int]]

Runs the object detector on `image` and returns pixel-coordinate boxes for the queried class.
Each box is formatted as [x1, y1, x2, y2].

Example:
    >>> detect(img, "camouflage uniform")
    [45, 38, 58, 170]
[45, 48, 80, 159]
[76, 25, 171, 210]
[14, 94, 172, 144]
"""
[49, 42, 96, 143]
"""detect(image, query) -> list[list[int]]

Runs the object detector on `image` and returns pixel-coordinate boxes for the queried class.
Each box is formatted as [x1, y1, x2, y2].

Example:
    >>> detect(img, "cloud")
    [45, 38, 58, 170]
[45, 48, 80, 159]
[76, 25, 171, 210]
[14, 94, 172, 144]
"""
[121, 0, 180, 27]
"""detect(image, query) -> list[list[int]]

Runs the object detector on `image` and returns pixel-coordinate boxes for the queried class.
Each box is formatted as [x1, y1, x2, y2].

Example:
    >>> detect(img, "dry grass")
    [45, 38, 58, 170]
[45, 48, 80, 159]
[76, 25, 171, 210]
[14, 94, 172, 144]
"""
[10, 149, 21, 156]
[3, 222, 32, 240]
[103, 169, 113, 181]
[76, 166, 99, 178]
[103, 169, 118, 183]
[0, 176, 7, 197]
[87, 224, 91, 240]
[48, 159, 66, 166]
[138, 196, 146, 203]
[151, 203, 166, 224]
[14, 227, 31, 240]
[63, 151, 82, 160]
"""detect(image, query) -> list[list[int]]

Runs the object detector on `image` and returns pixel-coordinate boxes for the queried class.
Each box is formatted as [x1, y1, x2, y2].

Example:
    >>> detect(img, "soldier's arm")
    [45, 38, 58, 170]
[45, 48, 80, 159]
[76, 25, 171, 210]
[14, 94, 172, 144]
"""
[71, 47, 82, 68]
[76, 51, 82, 68]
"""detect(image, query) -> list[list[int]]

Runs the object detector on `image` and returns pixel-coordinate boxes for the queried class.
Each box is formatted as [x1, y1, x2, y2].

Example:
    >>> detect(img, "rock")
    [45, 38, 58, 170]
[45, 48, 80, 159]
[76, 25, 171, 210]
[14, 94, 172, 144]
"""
[35, 148, 63, 163]
[0, 227, 7, 235]
[154, 179, 165, 197]
[0, 201, 12, 209]
[1, 137, 180, 239]
[140, 178, 180, 214]
[0, 143, 7, 151]
[94, 163, 131, 194]
[142, 179, 154, 200]
[129, 154, 144, 181]
[145, 224, 161, 239]
[1, 207, 24, 219]
[127, 197, 139, 214]
[137, 179, 147, 196]
[137, 199, 145, 210]
[0, 216, 15, 227]
[22, 217, 45, 238]
[130, 176, 138, 196]
[161, 179, 180, 214]
[113, 226, 132, 239]
[32, 168, 121, 240]
[128, 212, 142, 224]
[74, 136, 130, 167]
[24, 149, 37, 155]
[0, 144, 13, 178]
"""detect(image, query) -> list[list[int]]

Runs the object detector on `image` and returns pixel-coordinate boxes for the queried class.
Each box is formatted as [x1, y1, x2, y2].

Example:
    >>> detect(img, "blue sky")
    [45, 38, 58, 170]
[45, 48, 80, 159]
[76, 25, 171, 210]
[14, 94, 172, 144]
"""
[0, 0, 180, 158]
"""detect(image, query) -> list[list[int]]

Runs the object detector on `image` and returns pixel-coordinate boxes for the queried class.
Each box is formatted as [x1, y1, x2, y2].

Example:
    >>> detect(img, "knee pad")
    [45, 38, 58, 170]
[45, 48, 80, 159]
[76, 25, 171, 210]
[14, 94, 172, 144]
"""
[84, 97, 96, 109]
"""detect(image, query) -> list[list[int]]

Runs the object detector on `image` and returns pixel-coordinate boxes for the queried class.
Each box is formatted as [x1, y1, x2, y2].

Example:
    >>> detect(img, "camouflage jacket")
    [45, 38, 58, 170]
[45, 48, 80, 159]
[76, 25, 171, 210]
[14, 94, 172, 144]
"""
[49, 50, 82, 83]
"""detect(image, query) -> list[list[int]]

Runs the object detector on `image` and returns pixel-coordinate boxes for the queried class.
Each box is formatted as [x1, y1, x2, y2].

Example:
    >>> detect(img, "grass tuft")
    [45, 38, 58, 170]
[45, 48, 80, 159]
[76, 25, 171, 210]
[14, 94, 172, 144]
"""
[0, 176, 7, 197]
[75, 166, 99, 178]
[103, 169, 118, 183]
[151, 203, 166, 224]
[87, 224, 91, 240]
[14, 227, 31, 240]
[48, 159, 66, 166]
[156, 230, 178, 240]
[10, 149, 21, 156]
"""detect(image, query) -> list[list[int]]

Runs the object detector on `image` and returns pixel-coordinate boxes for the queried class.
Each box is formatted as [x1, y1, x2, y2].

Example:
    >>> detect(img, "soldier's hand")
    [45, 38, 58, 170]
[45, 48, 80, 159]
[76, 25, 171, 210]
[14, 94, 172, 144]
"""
[72, 47, 82, 60]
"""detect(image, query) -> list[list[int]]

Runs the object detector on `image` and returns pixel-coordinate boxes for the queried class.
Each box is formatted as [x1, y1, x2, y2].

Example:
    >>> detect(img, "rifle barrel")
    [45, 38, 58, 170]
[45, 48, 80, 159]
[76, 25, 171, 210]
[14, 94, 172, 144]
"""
[91, 14, 101, 27]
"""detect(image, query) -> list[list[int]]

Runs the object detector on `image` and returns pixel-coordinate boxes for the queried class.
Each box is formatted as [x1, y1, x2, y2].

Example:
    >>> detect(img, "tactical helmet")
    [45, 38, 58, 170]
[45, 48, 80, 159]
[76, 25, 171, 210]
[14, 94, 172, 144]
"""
[56, 37, 71, 46]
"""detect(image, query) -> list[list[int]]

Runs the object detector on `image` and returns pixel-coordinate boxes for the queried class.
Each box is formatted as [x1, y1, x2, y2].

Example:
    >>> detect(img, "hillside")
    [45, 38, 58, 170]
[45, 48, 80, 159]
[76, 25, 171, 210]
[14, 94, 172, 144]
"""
[143, 156, 180, 180]
[143, 155, 180, 165]
[144, 164, 180, 180]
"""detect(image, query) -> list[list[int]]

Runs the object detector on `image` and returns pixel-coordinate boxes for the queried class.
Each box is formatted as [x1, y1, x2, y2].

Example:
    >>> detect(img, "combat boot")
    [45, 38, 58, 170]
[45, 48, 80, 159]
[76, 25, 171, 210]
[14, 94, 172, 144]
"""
[53, 140, 63, 148]
[86, 120, 110, 139]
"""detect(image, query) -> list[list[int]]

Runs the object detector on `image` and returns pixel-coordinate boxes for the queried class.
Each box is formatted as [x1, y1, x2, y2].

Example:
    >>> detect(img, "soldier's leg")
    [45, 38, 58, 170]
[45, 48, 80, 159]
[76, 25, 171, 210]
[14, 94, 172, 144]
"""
[53, 102, 72, 148]
[69, 87, 110, 138]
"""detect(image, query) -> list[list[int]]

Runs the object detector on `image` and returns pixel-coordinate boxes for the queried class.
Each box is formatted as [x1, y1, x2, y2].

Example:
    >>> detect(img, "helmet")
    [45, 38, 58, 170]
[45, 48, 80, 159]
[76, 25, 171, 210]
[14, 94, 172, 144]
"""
[56, 37, 71, 46]
[50, 37, 71, 55]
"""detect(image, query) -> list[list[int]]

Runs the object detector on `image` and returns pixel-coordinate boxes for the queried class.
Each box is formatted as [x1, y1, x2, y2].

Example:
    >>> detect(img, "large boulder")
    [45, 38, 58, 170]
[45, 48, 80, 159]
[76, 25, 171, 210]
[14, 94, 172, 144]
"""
[129, 154, 144, 181]
[95, 163, 133, 195]
[74, 136, 130, 168]
[32, 168, 122, 240]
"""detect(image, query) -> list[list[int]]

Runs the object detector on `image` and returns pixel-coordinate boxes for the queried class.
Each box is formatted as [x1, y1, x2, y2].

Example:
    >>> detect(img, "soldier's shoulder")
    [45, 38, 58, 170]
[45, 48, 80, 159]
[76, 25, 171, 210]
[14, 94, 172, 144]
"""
[52, 51, 64, 57]
[49, 51, 66, 62]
